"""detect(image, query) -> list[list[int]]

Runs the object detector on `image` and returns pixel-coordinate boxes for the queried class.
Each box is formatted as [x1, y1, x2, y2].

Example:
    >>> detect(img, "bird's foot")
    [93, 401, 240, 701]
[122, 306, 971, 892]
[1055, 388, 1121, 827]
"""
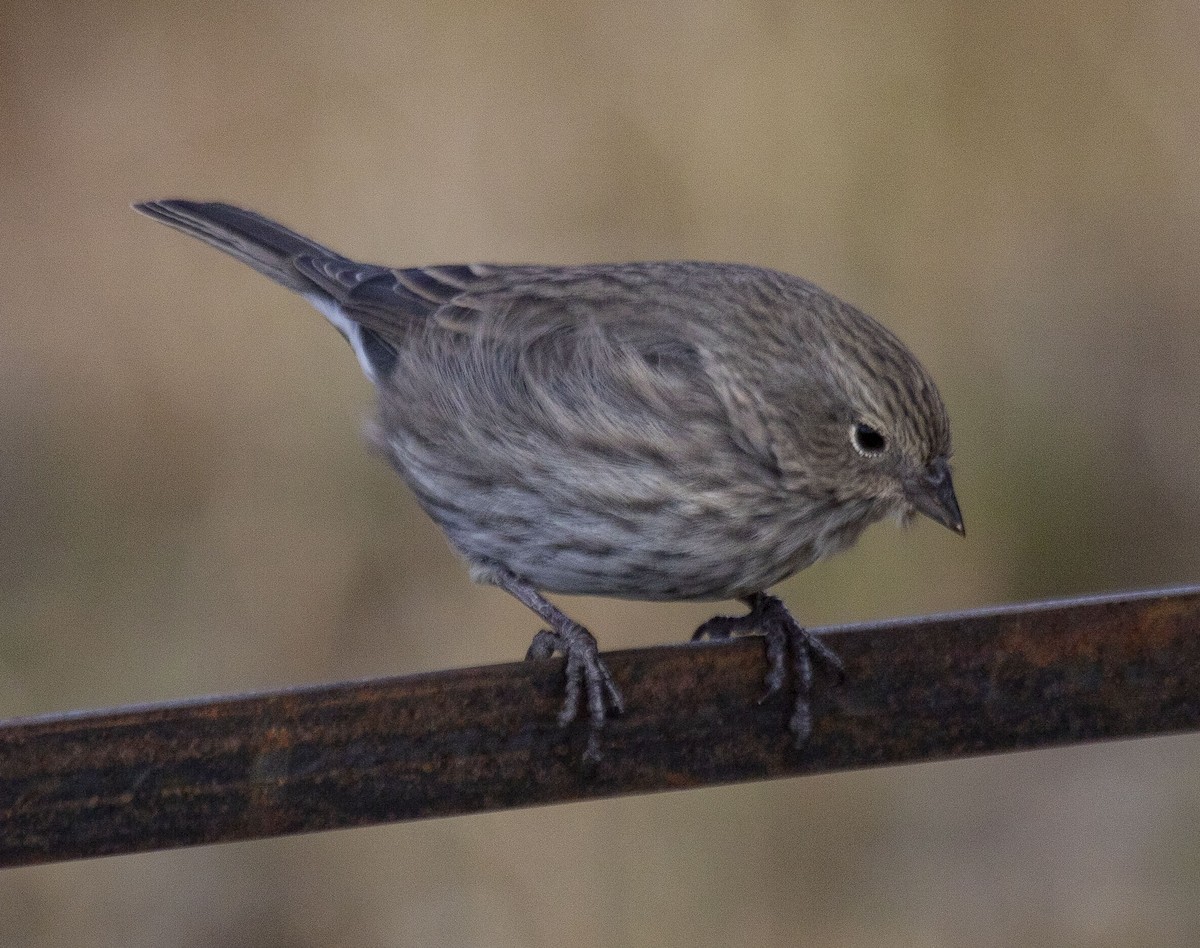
[693, 593, 844, 746]
[526, 621, 624, 762]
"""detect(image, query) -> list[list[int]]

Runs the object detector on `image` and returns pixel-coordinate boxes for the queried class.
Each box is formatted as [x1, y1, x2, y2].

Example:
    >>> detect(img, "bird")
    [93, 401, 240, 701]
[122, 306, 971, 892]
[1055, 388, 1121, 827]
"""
[134, 199, 964, 761]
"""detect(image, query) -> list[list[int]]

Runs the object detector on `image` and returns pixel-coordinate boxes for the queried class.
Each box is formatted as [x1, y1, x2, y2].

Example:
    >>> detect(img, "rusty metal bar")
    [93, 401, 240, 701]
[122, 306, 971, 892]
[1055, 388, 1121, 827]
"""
[2, 586, 1199, 867]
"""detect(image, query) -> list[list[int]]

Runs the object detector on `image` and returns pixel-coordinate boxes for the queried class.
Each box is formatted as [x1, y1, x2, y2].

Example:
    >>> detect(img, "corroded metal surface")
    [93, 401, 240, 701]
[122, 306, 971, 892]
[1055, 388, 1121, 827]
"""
[2, 586, 1199, 867]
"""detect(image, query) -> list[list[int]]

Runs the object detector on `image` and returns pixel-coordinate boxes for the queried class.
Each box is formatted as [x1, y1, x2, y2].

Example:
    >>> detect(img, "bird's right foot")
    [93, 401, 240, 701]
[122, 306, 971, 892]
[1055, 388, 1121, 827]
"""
[693, 593, 844, 746]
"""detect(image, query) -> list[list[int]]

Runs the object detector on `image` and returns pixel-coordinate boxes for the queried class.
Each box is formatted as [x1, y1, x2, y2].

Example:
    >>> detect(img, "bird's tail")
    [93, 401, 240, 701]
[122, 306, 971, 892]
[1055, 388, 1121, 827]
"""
[133, 199, 344, 295]
[136, 199, 402, 382]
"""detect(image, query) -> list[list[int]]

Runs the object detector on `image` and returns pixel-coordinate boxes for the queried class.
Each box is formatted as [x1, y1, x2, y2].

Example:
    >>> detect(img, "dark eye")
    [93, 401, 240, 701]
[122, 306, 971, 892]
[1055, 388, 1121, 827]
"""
[851, 422, 887, 456]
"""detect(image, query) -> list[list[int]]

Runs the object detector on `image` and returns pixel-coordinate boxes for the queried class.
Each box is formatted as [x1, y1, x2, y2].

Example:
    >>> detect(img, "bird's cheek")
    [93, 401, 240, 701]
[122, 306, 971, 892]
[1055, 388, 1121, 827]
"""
[893, 503, 918, 527]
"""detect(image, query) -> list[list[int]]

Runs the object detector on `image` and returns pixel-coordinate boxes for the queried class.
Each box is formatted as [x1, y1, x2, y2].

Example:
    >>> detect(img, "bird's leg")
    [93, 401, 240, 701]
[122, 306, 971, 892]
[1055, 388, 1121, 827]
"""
[486, 566, 624, 762]
[693, 593, 845, 747]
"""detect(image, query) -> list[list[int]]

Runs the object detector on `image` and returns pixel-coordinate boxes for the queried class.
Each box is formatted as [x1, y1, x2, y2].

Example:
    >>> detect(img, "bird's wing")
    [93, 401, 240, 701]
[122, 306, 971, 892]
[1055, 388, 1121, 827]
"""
[319, 260, 786, 480]
[291, 257, 481, 326]
[290, 258, 714, 373]
[134, 201, 737, 407]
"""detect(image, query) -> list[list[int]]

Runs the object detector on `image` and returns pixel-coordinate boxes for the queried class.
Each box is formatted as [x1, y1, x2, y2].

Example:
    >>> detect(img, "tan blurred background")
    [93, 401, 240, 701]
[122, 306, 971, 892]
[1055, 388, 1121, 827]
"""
[3, 0, 1200, 944]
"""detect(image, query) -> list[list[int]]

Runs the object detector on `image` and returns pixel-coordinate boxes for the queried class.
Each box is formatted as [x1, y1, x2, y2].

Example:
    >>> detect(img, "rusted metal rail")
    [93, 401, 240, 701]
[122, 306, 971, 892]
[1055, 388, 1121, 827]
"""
[2, 586, 1198, 867]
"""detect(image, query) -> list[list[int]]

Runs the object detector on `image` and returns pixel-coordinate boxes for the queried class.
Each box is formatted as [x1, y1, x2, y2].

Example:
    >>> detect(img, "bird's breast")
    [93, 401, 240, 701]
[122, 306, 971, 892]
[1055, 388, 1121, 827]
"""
[390, 437, 877, 600]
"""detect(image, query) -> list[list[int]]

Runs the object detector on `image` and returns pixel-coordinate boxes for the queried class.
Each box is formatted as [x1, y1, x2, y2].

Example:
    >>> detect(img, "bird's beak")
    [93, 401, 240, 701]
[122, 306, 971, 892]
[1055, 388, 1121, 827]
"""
[906, 457, 965, 536]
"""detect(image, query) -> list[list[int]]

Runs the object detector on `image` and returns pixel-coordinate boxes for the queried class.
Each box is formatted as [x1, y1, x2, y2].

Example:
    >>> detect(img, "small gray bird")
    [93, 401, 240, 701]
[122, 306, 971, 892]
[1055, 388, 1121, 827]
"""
[135, 200, 963, 761]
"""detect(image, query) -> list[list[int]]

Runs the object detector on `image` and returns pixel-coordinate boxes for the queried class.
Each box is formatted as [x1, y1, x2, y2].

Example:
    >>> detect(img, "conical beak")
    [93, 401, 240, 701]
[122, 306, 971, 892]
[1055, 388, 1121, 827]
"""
[907, 457, 965, 536]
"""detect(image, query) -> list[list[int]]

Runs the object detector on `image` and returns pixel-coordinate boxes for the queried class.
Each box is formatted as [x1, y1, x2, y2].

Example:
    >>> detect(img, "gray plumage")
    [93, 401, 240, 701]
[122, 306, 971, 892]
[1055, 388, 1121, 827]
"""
[135, 199, 963, 760]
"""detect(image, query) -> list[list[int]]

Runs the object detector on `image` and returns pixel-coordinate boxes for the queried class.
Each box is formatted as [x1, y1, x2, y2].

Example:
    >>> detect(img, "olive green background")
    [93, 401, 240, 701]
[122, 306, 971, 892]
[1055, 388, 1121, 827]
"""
[2, 1, 1199, 945]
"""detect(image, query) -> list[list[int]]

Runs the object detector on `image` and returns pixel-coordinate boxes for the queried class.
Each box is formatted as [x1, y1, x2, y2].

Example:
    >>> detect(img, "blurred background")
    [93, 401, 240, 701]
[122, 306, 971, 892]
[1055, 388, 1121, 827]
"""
[2, 0, 1199, 944]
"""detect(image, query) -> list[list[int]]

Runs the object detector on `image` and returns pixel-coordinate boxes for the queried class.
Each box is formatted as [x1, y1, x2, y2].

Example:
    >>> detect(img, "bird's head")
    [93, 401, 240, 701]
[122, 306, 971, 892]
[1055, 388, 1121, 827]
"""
[782, 301, 964, 536]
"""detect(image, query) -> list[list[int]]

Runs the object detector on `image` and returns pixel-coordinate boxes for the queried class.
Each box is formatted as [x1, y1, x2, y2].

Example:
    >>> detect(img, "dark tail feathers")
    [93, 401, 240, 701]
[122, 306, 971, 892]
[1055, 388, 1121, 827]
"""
[134, 200, 344, 295]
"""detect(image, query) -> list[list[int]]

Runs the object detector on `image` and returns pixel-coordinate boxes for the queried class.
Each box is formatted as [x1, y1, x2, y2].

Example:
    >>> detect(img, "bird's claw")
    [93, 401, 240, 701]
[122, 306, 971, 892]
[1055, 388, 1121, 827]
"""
[691, 612, 749, 641]
[695, 593, 844, 747]
[525, 622, 624, 762]
[525, 629, 558, 661]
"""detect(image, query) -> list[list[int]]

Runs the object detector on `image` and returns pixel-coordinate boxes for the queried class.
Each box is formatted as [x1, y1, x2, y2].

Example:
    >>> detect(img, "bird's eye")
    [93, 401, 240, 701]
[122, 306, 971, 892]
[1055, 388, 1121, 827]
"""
[851, 422, 887, 456]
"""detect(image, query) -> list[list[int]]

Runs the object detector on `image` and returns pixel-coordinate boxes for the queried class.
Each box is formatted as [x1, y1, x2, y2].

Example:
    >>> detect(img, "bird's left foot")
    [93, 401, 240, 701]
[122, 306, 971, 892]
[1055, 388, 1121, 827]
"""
[526, 621, 625, 762]
[692, 593, 845, 746]
[484, 564, 624, 763]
